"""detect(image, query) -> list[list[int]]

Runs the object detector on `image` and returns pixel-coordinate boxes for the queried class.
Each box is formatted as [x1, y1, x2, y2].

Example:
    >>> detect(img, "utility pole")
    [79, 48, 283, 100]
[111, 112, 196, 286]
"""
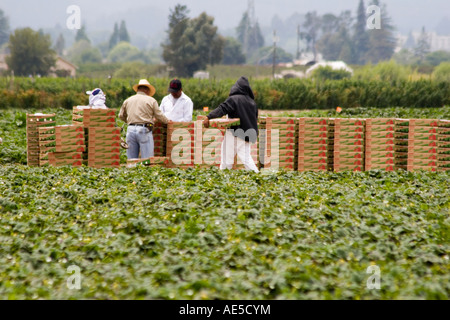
[272, 30, 278, 79]
[296, 24, 301, 60]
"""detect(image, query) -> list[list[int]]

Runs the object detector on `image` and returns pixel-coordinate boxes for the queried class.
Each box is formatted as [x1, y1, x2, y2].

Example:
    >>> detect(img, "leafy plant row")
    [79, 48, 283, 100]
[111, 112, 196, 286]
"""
[0, 77, 448, 110]
[0, 165, 448, 300]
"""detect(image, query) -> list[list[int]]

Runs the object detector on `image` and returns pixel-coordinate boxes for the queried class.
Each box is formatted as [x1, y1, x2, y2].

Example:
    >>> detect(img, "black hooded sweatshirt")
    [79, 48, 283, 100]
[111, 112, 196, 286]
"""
[207, 76, 259, 143]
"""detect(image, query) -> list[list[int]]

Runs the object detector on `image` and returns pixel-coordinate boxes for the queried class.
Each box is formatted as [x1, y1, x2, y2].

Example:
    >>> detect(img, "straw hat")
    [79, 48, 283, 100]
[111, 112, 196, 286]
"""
[133, 79, 156, 97]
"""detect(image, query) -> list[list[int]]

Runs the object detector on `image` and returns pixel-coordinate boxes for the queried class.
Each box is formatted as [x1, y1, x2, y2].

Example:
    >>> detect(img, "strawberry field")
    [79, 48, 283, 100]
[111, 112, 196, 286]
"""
[0, 106, 449, 300]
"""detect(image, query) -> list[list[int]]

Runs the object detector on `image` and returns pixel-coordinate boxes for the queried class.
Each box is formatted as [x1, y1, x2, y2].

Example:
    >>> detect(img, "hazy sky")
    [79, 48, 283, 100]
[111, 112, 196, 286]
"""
[2, 0, 449, 36]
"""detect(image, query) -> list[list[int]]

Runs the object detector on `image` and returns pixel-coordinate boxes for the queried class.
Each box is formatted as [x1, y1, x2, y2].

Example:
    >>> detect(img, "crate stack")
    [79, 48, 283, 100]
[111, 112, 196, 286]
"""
[166, 122, 195, 169]
[260, 117, 298, 171]
[364, 118, 396, 171]
[407, 119, 440, 172]
[438, 120, 450, 171]
[73, 107, 120, 168]
[153, 122, 168, 157]
[26, 114, 56, 167]
[298, 117, 334, 172]
[38, 125, 86, 167]
[334, 118, 365, 172]
[392, 119, 409, 170]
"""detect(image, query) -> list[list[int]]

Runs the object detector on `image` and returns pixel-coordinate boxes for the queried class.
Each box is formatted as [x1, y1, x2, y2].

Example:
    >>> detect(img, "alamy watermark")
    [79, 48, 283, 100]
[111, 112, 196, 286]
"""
[66, 5, 81, 30]
[366, 265, 381, 290]
[67, 265, 82, 290]
[367, 5, 381, 30]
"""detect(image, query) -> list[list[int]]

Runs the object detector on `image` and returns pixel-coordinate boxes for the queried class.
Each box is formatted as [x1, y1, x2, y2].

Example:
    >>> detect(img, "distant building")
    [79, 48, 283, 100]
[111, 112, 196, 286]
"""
[306, 61, 353, 77]
[50, 56, 78, 78]
[0, 54, 77, 77]
[397, 32, 450, 52]
[193, 71, 210, 80]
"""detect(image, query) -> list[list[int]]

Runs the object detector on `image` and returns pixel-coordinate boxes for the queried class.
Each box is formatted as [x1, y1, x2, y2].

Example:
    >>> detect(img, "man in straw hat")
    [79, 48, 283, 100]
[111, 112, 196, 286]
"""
[119, 79, 171, 160]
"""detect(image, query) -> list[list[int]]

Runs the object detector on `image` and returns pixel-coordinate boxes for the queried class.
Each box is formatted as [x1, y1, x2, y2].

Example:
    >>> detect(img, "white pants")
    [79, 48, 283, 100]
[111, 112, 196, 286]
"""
[221, 130, 259, 173]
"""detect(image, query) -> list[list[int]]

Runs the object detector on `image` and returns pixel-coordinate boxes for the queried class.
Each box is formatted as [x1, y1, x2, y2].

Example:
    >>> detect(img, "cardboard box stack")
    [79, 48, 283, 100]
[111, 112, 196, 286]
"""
[298, 117, 334, 172]
[438, 120, 450, 171]
[38, 125, 86, 167]
[260, 117, 298, 171]
[153, 122, 168, 157]
[365, 118, 396, 171]
[393, 119, 409, 170]
[73, 107, 120, 168]
[334, 118, 365, 172]
[406, 119, 440, 172]
[26, 114, 56, 167]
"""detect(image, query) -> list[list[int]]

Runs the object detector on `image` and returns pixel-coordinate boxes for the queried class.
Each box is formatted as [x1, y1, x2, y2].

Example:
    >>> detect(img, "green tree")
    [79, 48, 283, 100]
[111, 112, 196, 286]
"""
[425, 51, 450, 66]
[55, 33, 65, 56]
[236, 11, 265, 57]
[119, 20, 130, 43]
[316, 11, 353, 63]
[162, 5, 224, 77]
[67, 39, 102, 65]
[0, 9, 10, 46]
[109, 23, 119, 50]
[302, 11, 321, 61]
[107, 41, 144, 63]
[433, 62, 450, 82]
[365, 0, 396, 63]
[311, 66, 352, 80]
[249, 46, 293, 65]
[222, 37, 246, 65]
[414, 26, 430, 64]
[6, 28, 56, 76]
[352, 0, 370, 64]
[75, 25, 90, 43]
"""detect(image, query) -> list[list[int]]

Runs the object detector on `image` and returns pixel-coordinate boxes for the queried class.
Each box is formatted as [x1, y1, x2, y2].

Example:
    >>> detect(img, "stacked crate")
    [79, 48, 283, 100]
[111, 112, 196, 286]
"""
[365, 118, 396, 171]
[153, 122, 168, 157]
[73, 107, 120, 168]
[166, 122, 195, 169]
[407, 119, 440, 172]
[26, 114, 56, 167]
[394, 119, 410, 170]
[260, 117, 298, 171]
[298, 117, 334, 172]
[38, 125, 86, 167]
[438, 120, 450, 171]
[334, 118, 365, 172]
[87, 127, 121, 168]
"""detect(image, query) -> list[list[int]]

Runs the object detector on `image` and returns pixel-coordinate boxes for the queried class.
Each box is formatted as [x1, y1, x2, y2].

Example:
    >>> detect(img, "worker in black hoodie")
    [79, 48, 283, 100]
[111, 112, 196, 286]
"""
[203, 76, 259, 173]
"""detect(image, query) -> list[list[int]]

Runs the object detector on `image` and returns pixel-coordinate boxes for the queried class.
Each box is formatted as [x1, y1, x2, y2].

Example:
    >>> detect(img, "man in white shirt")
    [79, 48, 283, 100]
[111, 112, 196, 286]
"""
[160, 79, 193, 122]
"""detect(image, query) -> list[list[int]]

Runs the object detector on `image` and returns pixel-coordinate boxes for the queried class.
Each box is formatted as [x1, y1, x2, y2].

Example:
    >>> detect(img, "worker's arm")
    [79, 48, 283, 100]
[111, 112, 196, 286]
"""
[118, 102, 128, 123]
[184, 99, 194, 122]
[207, 98, 234, 120]
[151, 101, 170, 125]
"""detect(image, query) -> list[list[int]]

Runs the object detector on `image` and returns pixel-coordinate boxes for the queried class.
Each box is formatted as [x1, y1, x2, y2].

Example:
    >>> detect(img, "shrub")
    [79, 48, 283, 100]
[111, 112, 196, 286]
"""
[310, 66, 352, 81]
[433, 62, 450, 83]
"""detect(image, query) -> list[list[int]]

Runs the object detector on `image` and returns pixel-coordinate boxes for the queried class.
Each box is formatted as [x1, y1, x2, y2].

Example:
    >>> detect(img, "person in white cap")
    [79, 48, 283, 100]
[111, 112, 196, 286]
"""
[86, 88, 108, 109]
[119, 79, 171, 160]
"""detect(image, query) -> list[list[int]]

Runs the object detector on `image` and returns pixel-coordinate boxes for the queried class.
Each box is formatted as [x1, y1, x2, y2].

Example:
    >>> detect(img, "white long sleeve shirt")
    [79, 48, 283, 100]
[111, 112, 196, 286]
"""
[160, 92, 193, 122]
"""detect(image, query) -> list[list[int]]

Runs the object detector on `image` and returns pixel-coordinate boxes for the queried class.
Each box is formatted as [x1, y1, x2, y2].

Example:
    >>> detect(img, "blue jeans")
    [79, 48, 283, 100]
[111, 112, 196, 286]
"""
[126, 125, 154, 159]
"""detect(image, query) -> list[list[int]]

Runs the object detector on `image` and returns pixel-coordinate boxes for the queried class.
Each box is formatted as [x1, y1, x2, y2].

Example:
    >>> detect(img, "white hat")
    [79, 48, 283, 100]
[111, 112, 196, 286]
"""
[133, 79, 156, 97]
[86, 88, 107, 108]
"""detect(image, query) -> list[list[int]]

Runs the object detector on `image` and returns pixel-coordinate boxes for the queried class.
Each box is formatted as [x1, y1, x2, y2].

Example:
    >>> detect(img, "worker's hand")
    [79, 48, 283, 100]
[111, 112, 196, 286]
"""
[203, 118, 210, 128]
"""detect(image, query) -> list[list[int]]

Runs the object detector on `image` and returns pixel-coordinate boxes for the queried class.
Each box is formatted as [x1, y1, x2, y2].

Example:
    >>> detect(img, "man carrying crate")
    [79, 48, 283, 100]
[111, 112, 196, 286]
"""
[203, 76, 259, 173]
